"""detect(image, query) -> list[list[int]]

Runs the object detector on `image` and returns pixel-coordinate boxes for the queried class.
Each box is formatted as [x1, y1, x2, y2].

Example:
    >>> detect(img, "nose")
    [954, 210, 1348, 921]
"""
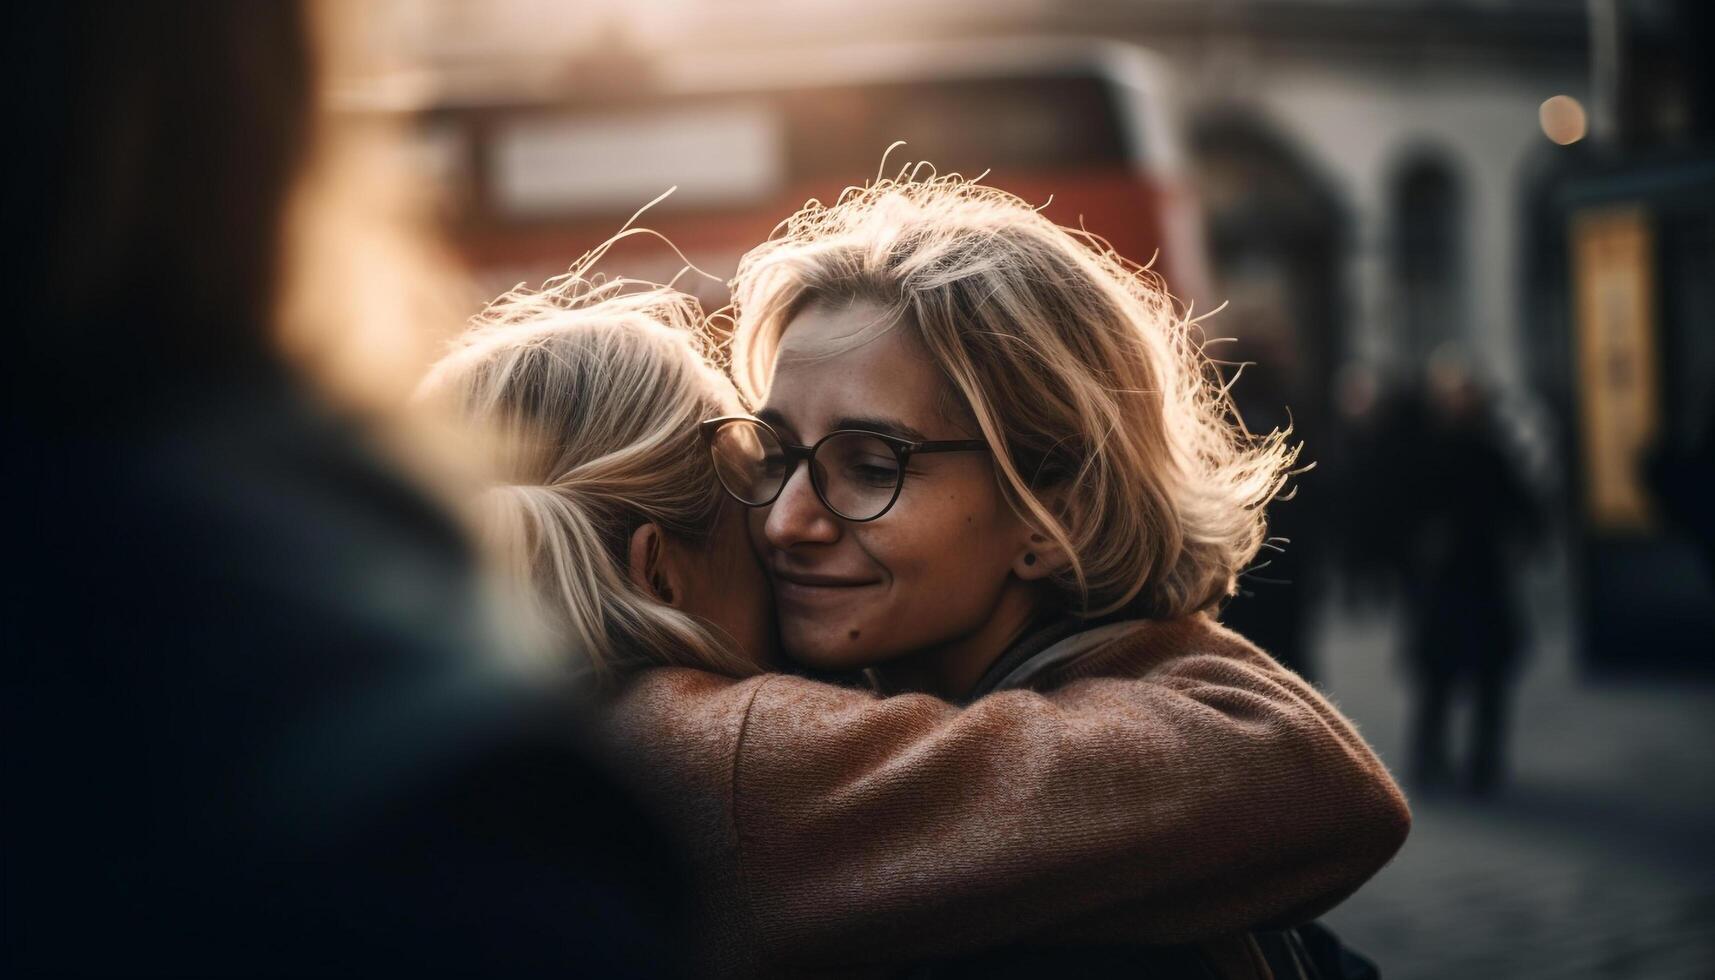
[762, 461, 841, 549]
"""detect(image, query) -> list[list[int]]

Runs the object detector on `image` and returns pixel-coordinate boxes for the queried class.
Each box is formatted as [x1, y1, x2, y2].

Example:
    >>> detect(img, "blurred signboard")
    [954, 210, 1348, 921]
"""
[492, 103, 785, 216]
[365, 39, 1208, 309]
[1571, 206, 1659, 532]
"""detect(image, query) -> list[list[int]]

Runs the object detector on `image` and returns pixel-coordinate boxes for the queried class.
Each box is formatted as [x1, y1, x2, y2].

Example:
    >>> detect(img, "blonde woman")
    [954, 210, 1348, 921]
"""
[705, 170, 1405, 972]
[722, 171, 1299, 698]
[421, 269, 1407, 978]
[421, 281, 770, 682]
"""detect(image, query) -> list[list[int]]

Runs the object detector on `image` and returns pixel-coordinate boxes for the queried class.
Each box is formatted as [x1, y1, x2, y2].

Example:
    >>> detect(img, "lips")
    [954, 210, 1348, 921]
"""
[769, 566, 880, 605]
[772, 568, 875, 588]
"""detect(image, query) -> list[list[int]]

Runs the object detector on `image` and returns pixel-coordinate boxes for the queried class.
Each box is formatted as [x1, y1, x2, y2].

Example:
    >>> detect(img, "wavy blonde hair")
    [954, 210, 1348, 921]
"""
[418, 276, 758, 683]
[731, 171, 1298, 621]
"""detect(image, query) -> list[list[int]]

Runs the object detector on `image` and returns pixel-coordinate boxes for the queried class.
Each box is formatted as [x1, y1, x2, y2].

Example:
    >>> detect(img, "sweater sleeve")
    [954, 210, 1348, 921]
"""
[726, 645, 1409, 970]
[604, 638, 1409, 974]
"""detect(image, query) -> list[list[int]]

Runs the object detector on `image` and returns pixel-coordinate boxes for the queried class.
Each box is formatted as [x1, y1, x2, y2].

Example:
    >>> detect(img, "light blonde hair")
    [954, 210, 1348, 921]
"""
[418, 276, 758, 683]
[731, 171, 1298, 621]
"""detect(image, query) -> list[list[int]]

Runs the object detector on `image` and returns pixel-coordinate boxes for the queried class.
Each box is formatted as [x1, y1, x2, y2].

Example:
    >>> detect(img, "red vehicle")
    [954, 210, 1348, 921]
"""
[360, 37, 1210, 312]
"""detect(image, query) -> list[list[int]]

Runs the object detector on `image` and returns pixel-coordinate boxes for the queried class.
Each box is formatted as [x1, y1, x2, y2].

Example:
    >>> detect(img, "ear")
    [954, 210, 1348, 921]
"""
[1012, 527, 1071, 581]
[627, 522, 687, 607]
[1011, 485, 1073, 582]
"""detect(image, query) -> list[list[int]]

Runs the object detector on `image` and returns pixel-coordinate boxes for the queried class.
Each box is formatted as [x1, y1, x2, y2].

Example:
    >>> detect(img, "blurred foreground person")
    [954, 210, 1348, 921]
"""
[419, 258, 1409, 978]
[4, 3, 682, 975]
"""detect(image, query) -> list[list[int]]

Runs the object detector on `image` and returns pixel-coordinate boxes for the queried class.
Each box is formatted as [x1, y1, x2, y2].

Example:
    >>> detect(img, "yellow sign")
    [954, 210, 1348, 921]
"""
[1571, 207, 1659, 532]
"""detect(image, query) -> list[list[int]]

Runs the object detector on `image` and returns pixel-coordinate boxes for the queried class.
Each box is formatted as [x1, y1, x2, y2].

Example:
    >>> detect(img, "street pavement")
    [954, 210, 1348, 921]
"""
[1312, 589, 1715, 979]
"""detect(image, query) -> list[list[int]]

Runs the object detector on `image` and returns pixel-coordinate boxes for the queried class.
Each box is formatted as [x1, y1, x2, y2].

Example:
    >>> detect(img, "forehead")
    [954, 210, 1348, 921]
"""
[765, 300, 958, 439]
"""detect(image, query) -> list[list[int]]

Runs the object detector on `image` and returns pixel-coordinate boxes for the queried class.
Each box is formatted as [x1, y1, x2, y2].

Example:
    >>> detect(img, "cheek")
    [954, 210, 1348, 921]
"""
[763, 474, 1024, 669]
[698, 509, 778, 667]
[746, 507, 770, 554]
[719, 541, 768, 612]
[852, 488, 1019, 620]
[876, 485, 1012, 575]
[729, 560, 777, 667]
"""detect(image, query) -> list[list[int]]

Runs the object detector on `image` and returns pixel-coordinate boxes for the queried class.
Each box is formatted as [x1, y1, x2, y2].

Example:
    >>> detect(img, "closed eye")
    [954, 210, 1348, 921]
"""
[847, 461, 901, 486]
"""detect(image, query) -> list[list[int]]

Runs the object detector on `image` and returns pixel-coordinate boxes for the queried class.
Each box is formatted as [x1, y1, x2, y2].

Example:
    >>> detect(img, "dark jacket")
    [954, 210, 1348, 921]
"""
[5, 358, 682, 976]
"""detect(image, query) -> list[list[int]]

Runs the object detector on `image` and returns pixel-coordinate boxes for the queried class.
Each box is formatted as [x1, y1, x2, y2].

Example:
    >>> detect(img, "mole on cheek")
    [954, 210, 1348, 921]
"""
[848, 629, 861, 641]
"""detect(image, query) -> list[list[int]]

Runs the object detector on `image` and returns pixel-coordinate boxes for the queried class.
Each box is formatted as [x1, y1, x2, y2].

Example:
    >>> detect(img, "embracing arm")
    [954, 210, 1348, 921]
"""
[605, 643, 1408, 972]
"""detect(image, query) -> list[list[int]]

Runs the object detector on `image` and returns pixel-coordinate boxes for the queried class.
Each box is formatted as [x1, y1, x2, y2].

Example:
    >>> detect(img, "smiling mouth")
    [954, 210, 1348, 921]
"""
[769, 570, 880, 600]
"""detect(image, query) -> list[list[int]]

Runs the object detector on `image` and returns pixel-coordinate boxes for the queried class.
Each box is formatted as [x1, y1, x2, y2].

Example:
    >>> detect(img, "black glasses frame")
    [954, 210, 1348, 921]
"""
[699, 416, 990, 522]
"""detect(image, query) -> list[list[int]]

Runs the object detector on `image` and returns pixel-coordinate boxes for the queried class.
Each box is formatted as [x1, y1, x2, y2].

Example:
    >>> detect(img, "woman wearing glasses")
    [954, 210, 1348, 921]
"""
[422, 262, 1406, 977]
[704, 170, 1402, 971]
[718, 169, 1298, 706]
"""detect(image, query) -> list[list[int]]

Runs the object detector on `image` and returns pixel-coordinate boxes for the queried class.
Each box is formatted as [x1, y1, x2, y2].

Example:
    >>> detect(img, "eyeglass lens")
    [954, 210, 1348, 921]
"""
[708, 420, 903, 521]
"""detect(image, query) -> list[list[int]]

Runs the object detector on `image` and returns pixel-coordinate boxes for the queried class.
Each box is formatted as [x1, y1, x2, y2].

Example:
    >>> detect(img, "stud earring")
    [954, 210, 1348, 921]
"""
[1023, 553, 1038, 566]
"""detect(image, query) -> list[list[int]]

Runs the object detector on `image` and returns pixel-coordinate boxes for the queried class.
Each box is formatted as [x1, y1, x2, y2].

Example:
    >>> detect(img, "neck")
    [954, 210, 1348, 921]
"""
[875, 582, 1044, 700]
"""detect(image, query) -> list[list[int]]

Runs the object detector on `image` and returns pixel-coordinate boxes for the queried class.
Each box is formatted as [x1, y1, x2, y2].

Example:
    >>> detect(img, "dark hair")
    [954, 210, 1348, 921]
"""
[8, 2, 314, 376]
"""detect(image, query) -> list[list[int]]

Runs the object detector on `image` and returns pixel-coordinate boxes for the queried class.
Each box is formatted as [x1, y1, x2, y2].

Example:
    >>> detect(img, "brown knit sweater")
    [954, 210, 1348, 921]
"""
[601, 612, 1409, 977]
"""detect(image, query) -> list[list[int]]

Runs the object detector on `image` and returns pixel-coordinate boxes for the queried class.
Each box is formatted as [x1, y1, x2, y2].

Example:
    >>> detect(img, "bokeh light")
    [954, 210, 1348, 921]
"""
[1539, 94, 1588, 145]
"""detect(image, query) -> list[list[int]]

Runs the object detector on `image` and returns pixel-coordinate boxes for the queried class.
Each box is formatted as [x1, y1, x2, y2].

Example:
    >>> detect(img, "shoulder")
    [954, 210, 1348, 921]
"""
[598, 668, 787, 809]
[603, 667, 775, 742]
[1037, 612, 1273, 687]
[604, 668, 950, 765]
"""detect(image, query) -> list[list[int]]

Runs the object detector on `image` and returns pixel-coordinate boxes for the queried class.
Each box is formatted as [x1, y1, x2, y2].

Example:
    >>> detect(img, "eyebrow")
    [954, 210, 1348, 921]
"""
[832, 415, 930, 443]
[755, 408, 794, 436]
[756, 408, 930, 444]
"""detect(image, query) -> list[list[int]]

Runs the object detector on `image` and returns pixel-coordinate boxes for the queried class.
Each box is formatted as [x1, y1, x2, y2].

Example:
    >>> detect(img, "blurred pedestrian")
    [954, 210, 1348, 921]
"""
[1326, 362, 1412, 610]
[1392, 352, 1544, 796]
[1647, 402, 1715, 578]
[4, 3, 684, 975]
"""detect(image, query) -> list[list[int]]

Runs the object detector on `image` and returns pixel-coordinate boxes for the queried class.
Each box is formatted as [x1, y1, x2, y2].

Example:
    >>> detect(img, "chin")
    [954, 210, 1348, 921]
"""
[781, 625, 890, 673]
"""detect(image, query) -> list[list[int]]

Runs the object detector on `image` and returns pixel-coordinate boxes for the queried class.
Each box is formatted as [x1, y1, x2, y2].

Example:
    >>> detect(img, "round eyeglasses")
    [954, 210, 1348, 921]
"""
[699, 416, 990, 522]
